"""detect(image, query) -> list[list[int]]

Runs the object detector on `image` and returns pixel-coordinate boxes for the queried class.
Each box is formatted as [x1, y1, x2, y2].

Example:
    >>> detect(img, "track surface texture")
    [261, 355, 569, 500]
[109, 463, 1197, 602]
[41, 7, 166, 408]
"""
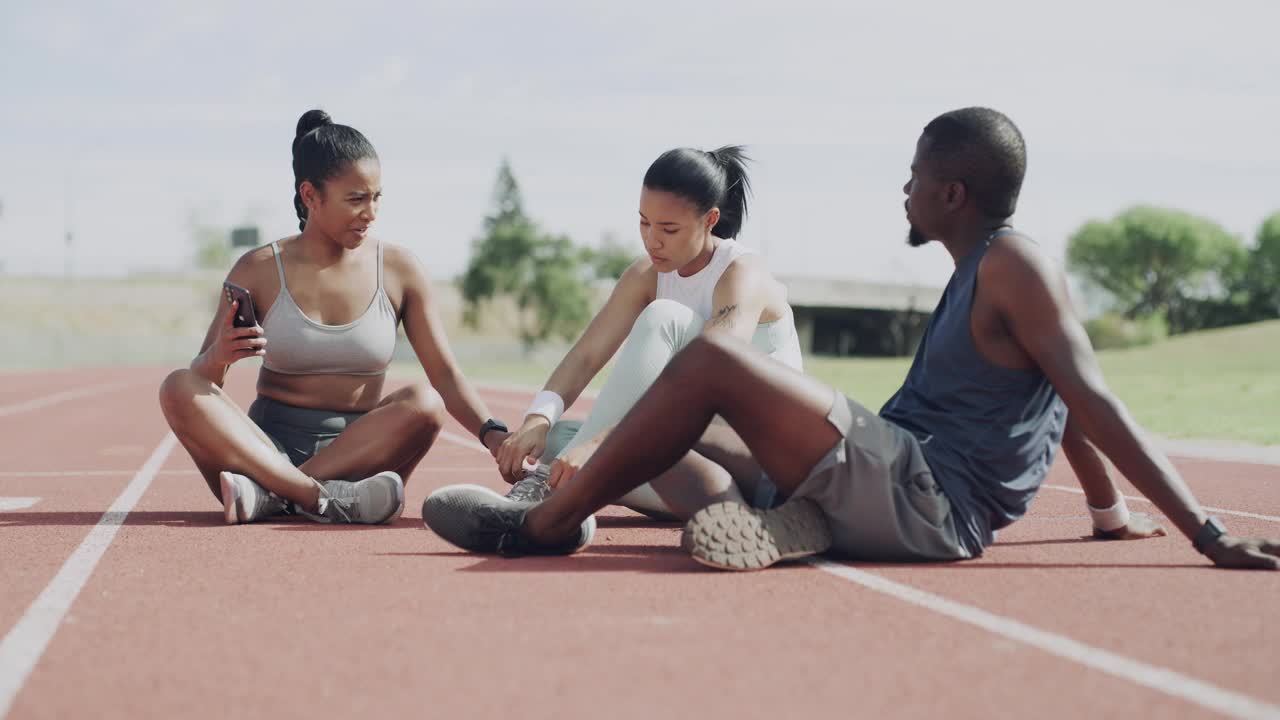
[1, 366, 1277, 719]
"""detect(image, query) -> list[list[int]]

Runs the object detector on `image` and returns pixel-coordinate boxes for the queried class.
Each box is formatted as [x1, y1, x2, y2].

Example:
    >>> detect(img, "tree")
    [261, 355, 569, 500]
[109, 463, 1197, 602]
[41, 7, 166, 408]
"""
[460, 160, 594, 351]
[1066, 206, 1246, 333]
[581, 232, 636, 282]
[515, 233, 594, 349]
[1240, 211, 1280, 319]
[459, 162, 538, 328]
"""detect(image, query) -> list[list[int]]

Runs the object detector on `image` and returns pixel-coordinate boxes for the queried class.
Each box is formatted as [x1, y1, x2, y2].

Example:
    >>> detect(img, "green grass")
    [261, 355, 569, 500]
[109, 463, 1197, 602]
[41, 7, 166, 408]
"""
[811, 321, 1280, 445]
[421, 320, 1280, 447]
[1089, 320, 1280, 446]
[801, 355, 913, 412]
[391, 353, 611, 392]
[6, 274, 1274, 445]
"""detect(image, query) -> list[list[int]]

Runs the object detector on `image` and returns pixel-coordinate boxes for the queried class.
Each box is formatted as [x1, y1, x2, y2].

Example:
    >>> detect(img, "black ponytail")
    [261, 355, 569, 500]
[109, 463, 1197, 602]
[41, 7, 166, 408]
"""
[291, 109, 378, 231]
[642, 145, 752, 239]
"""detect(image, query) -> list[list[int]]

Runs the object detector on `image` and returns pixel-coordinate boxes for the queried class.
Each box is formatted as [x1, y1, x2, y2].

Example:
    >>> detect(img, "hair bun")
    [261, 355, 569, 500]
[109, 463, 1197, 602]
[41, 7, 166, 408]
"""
[295, 109, 333, 141]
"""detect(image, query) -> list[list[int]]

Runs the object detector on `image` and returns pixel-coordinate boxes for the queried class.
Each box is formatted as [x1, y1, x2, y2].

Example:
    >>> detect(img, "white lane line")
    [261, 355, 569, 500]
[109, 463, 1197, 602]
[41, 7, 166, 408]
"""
[1155, 437, 1280, 468]
[0, 470, 198, 478]
[473, 381, 542, 396]
[0, 432, 177, 719]
[0, 498, 39, 511]
[0, 381, 134, 419]
[809, 559, 1280, 720]
[475, 381, 599, 400]
[1041, 484, 1280, 524]
[438, 430, 489, 455]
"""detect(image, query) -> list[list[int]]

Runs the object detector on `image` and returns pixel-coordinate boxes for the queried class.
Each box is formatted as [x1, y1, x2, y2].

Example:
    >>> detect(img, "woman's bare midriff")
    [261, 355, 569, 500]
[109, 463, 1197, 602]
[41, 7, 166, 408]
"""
[255, 367, 387, 413]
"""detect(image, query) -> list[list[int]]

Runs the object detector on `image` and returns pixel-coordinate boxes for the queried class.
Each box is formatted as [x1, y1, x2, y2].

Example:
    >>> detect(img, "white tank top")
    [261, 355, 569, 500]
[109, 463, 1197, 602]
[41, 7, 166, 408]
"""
[656, 239, 803, 370]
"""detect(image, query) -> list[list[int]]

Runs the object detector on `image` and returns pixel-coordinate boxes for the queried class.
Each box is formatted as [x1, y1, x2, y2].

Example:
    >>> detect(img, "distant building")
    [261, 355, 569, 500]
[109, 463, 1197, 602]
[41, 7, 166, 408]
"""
[231, 226, 261, 248]
[780, 275, 943, 357]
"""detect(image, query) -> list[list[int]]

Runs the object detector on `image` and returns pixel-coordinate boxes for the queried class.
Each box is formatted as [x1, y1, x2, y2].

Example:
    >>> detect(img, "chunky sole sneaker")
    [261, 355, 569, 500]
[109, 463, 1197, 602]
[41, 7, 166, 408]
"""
[422, 484, 595, 556]
[219, 471, 288, 525]
[684, 499, 832, 571]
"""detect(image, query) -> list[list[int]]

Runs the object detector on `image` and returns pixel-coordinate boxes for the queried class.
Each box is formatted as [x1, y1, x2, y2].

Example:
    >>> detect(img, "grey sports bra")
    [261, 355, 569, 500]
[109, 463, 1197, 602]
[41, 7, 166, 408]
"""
[261, 240, 398, 376]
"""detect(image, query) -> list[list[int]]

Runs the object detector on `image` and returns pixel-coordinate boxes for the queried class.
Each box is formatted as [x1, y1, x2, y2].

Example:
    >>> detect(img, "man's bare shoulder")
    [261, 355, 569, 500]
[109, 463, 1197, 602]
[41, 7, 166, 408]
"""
[977, 229, 1078, 339]
[980, 231, 1062, 291]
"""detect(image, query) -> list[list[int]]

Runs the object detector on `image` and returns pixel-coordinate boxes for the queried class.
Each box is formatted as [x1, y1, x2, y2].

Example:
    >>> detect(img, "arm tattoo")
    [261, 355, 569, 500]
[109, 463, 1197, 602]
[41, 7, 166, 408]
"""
[708, 303, 740, 331]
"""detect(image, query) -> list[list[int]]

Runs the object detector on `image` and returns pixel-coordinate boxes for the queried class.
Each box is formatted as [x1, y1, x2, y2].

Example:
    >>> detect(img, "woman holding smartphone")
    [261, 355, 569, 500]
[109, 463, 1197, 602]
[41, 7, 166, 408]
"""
[159, 109, 509, 525]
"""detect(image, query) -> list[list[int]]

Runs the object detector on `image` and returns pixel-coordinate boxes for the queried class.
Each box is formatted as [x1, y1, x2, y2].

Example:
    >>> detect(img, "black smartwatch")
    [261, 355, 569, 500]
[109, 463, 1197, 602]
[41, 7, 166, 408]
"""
[1192, 515, 1227, 555]
[478, 418, 508, 446]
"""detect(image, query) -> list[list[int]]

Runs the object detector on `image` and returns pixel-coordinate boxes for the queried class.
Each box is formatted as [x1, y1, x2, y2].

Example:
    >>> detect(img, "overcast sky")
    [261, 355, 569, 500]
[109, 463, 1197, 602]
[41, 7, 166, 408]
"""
[2, 0, 1277, 289]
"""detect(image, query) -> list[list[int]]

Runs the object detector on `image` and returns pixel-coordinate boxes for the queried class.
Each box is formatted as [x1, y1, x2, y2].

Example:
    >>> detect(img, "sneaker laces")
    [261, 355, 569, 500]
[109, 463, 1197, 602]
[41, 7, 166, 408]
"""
[507, 464, 553, 503]
[507, 476, 552, 503]
[310, 480, 353, 523]
[258, 490, 289, 518]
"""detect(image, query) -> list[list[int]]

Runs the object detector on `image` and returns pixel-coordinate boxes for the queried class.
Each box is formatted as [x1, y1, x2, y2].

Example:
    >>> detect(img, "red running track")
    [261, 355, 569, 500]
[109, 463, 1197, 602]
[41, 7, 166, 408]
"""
[1, 365, 1277, 719]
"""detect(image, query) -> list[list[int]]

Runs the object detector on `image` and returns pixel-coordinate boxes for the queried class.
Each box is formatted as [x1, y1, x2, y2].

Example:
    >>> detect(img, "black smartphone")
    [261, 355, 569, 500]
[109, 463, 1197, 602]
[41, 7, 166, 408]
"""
[222, 281, 259, 328]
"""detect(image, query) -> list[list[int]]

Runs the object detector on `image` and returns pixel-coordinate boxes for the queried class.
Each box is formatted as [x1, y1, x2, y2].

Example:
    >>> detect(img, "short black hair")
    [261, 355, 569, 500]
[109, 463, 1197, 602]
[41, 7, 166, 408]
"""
[291, 109, 378, 231]
[921, 107, 1026, 219]
[642, 146, 752, 239]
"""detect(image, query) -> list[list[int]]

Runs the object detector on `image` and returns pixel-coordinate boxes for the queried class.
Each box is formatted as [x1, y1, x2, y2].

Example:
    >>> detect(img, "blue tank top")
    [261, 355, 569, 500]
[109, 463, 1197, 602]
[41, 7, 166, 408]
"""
[879, 229, 1067, 555]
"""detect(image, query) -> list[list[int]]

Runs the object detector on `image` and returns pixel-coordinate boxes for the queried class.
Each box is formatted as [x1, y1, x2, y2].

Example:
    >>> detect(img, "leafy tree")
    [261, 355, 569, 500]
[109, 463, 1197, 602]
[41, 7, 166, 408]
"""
[1241, 211, 1280, 319]
[1066, 206, 1245, 333]
[516, 233, 594, 349]
[460, 160, 593, 351]
[582, 232, 636, 282]
[460, 162, 538, 328]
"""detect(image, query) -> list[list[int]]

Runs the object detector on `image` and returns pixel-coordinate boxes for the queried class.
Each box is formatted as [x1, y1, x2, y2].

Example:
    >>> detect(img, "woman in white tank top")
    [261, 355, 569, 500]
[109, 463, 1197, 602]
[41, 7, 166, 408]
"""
[485, 146, 803, 521]
[158, 109, 511, 527]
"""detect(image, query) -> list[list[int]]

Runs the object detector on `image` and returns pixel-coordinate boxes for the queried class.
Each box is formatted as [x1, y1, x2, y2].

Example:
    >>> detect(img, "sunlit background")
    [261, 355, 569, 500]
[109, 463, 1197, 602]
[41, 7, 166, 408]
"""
[3, 0, 1277, 287]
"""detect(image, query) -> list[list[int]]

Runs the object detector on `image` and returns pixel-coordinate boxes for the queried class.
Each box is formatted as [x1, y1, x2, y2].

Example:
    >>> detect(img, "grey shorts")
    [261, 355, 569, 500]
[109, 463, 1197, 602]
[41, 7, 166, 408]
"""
[247, 395, 365, 468]
[789, 390, 971, 562]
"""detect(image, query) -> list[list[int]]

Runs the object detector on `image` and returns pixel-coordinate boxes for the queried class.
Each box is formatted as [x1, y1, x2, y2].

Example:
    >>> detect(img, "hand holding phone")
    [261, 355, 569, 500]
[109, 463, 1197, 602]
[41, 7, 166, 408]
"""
[222, 282, 259, 329]
[212, 281, 266, 367]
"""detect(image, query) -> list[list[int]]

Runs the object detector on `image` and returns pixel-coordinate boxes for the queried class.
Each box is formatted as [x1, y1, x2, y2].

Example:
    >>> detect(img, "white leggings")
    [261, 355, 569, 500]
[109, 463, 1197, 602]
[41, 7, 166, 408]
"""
[542, 299, 705, 516]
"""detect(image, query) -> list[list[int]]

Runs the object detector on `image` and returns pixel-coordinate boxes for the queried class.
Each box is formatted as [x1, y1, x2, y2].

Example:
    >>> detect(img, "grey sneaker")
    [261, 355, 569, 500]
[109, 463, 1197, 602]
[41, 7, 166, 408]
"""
[297, 472, 405, 525]
[684, 498, 832, 571]
[505, 463, 553, 503]
[219, 471, 289, 525]
[422, 484, 594, 556]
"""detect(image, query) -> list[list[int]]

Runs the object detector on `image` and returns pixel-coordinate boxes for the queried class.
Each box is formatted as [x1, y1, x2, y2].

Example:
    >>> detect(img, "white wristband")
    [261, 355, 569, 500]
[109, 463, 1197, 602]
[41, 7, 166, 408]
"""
[524, 390, 565, 426]
[1088, 496, 1130, 532]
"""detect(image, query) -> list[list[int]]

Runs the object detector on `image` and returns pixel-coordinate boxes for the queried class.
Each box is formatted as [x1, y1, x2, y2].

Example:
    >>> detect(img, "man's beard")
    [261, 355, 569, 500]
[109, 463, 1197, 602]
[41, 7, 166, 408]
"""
[907, 224, 930, 247]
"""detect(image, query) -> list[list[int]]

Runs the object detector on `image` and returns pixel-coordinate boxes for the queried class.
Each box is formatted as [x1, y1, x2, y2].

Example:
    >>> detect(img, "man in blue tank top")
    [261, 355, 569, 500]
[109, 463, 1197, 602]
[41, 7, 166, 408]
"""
[423, 108, 1279, 572]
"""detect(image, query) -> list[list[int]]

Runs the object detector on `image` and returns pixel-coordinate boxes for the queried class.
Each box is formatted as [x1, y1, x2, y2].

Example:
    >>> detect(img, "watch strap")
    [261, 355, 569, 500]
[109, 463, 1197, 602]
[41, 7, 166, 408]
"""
[478, 418, 507, 445]
[1192, 516, 1226, 555]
